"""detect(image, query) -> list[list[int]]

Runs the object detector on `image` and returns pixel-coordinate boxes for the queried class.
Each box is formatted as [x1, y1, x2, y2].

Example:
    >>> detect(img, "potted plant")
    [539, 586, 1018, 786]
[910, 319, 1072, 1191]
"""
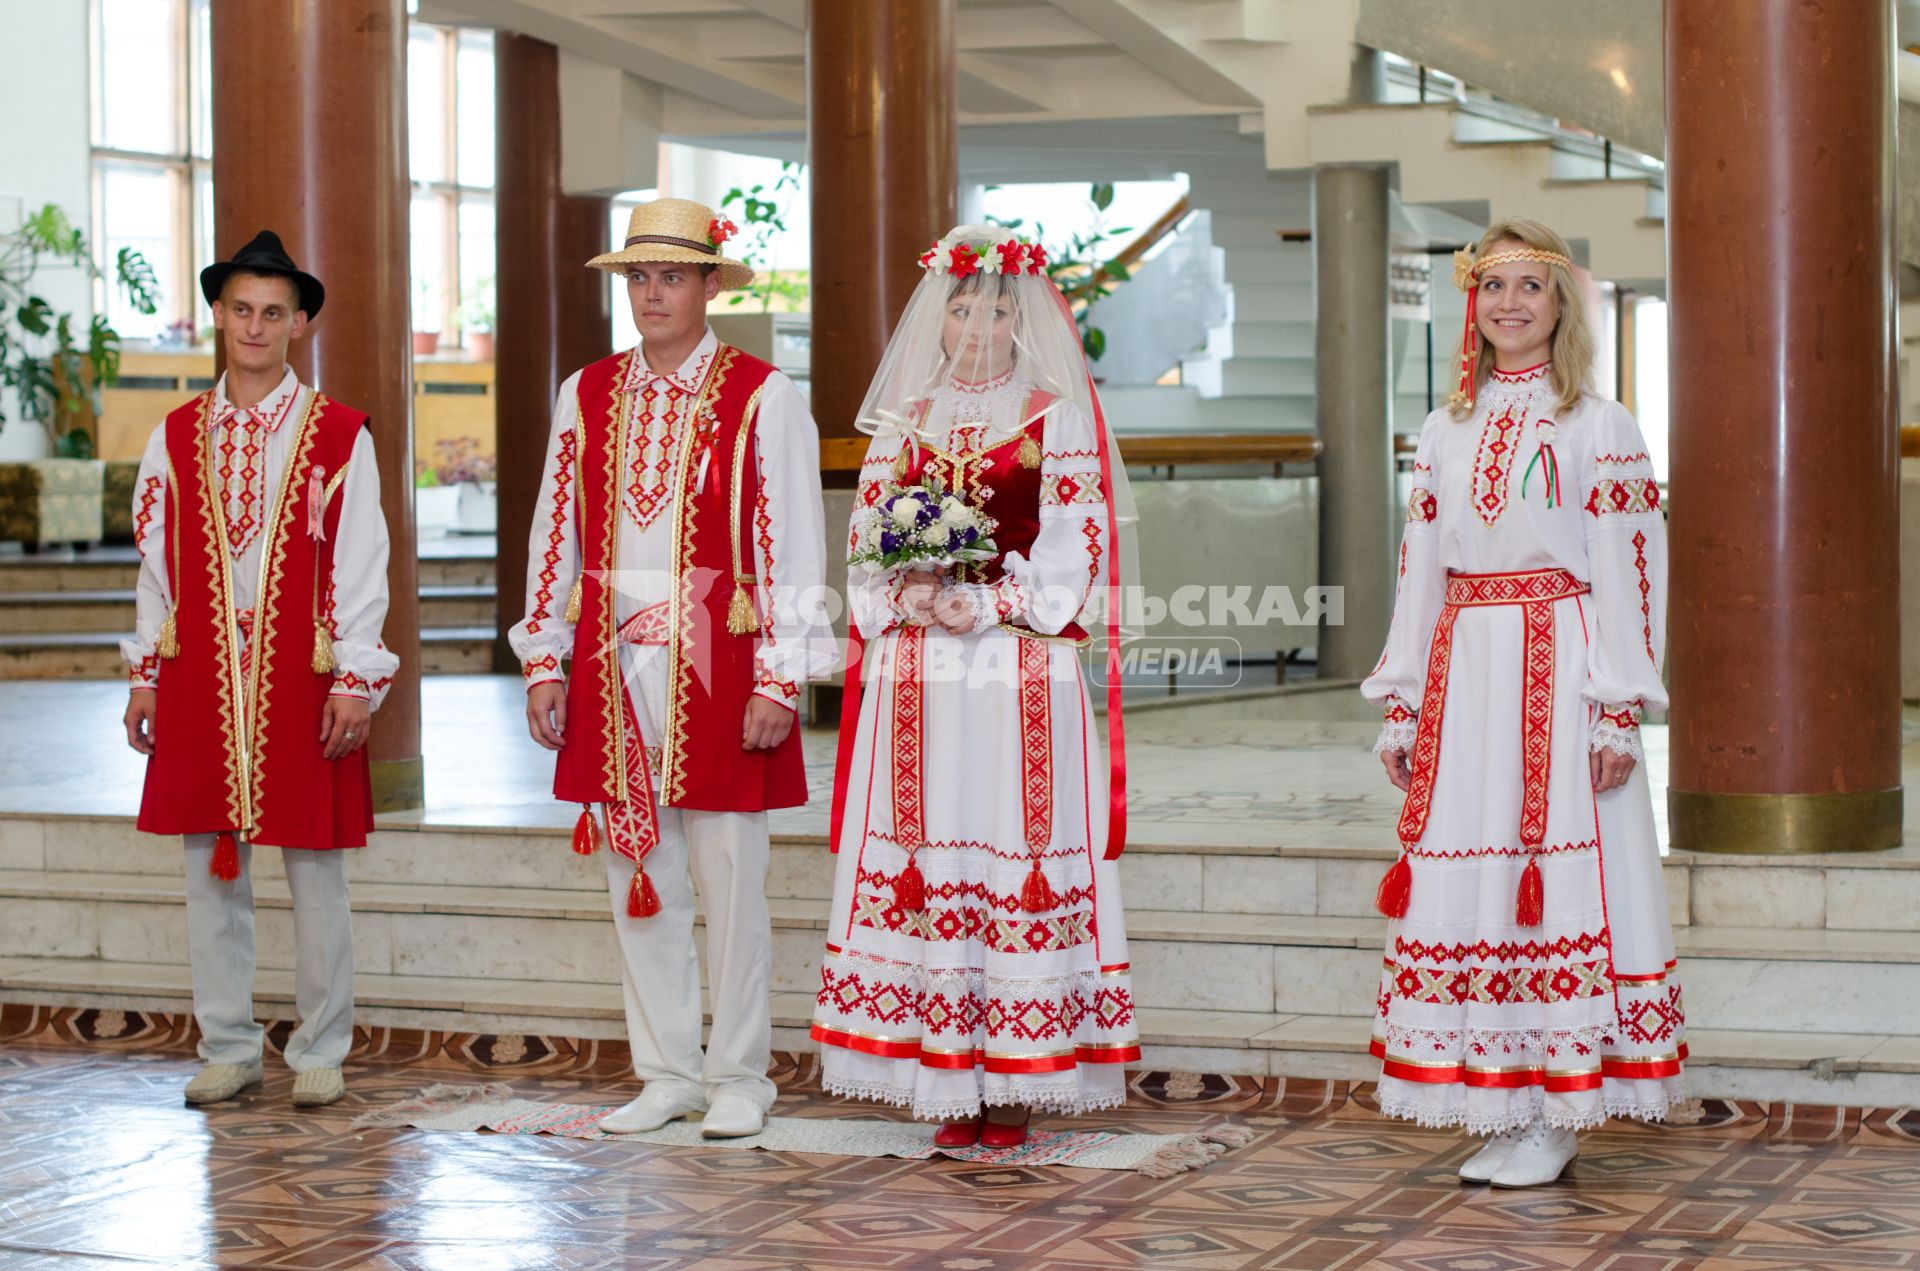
[458, 275, 495, 360]
[0, 204, 158, 459]
[412, 276, 440, 356]
[432, 435, 497, 534]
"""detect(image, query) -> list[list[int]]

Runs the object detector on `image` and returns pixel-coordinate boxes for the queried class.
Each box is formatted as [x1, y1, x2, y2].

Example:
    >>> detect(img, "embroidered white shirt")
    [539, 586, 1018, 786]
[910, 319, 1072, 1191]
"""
[122, 367, 400, 707]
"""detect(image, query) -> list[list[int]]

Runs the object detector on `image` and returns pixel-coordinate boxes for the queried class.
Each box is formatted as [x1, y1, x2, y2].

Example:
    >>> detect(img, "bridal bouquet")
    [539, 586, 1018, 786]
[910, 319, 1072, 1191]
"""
[849, 478, 999, 571]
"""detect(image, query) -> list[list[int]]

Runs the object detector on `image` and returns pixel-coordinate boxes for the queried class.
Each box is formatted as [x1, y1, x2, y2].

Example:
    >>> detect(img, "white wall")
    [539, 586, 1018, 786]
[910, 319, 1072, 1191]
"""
[0, 1, 95, 446]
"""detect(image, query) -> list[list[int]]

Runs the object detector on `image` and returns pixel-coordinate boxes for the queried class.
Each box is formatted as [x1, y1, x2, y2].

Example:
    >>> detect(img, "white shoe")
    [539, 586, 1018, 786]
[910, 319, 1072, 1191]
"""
[600, 1085, 706, 1135]
[1489, 1120, 1579, 1188]
[184, 1060, 263, 1105]
[291, 1067, 346, 1108]
[699, 1092, 767, 1138]
[1458, 1128, 1524, 1183]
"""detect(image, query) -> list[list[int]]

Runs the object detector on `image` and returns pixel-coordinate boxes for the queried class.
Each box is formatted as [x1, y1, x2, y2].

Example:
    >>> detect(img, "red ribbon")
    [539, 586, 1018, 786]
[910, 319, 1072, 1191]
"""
[828, 629, 864, 854]
[1456, 287, 1479, 408]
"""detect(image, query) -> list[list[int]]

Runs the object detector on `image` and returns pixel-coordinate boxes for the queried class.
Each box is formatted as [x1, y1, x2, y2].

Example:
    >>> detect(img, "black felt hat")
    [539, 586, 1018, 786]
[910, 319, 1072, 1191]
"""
[199, 230, 325, 317]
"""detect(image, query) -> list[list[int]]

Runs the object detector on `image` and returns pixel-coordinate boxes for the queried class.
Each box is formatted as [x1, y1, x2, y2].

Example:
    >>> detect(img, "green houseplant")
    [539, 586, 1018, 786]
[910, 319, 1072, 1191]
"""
[0, 204, 158, 458]
[991, 182, 1134, 364]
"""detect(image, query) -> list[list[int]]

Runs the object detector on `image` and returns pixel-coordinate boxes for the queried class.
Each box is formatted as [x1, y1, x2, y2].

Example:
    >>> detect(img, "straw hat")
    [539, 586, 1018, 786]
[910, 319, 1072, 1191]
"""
[586, 197, 754, 291]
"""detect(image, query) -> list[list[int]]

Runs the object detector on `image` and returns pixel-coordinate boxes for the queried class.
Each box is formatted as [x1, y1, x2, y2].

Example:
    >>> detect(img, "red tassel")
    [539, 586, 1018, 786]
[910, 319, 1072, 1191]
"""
[1021, 859, 1058, 914]
[571, 805, 600, 856]
[627, 867, 661, 918]
[1516, 857, 1544, 928]
[209, 831, 241, 882]
[1375, 854, 1411, 919]
[894, 858, 926, 912]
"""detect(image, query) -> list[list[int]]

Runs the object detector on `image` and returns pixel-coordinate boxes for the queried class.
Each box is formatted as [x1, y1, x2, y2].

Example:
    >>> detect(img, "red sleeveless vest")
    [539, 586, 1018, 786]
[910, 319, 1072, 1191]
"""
[137, 390, 375, 849]
[553, 345, 808, 813]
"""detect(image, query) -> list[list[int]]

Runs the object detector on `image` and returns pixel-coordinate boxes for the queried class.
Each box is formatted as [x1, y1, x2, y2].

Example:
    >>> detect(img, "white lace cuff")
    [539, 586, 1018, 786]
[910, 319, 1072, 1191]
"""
[1374, 720, 1418, 755]
[1590, 703, 1643, 762]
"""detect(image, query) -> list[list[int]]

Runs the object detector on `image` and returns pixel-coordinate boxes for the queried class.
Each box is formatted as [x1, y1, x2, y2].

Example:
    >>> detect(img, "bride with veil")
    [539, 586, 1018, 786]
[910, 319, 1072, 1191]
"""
[810, 224, 1142, 1147]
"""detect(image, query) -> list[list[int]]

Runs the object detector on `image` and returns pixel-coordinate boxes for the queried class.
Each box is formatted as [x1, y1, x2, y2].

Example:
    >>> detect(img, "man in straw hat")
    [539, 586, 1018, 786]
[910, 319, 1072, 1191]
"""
[511, 196, 831, 1137]
[120, 230, 399, 1109]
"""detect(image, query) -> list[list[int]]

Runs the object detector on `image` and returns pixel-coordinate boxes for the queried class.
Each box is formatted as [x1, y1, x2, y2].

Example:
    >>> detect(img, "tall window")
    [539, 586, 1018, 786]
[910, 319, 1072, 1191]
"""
[89, 0, 211, 340]
[409, 23, 496, 348]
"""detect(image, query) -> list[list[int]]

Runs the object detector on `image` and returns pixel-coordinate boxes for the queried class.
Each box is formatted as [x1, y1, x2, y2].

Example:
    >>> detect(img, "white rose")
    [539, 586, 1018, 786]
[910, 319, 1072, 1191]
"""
[890, 499, 922, 528]
[939, 499, 973, 527]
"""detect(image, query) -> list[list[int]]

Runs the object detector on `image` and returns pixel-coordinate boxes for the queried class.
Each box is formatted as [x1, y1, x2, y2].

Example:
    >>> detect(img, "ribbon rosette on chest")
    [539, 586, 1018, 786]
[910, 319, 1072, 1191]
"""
[849, 477, 999, 571]
[1521, 417, 1561, 508]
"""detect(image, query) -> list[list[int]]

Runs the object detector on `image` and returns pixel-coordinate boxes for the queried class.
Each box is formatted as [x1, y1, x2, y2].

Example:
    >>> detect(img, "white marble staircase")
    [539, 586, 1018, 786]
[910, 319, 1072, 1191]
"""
[4, 809, 1918, 1105]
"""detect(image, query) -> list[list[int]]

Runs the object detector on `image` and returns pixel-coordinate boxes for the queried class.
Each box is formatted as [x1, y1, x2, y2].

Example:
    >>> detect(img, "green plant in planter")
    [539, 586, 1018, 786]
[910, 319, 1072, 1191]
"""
[457, 274, 495, 336]
[720, 162, 808, 313]
[0, 204, 159, 457]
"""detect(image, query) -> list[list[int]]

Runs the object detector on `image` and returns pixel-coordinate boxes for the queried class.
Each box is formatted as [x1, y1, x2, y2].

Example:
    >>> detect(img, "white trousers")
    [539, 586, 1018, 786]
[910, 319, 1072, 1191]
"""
[181, 836, 355, 1071]
[603, 807, 775, 1111]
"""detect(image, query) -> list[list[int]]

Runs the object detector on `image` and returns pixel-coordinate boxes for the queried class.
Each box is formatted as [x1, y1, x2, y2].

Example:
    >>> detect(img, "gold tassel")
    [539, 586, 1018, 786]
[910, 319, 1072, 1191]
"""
[726, 580, 758, 635]
[892, 449, 910, 479]
[311, 622, 337, 675]
[564, 577, 583, 625]
[157, 608, 179, 660]
[1017, 434, 1042, 469]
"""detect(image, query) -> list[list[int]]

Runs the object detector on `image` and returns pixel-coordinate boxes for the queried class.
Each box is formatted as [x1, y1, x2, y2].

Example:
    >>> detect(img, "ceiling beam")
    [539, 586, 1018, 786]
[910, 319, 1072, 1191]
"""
[1043, 0, 1260, 107]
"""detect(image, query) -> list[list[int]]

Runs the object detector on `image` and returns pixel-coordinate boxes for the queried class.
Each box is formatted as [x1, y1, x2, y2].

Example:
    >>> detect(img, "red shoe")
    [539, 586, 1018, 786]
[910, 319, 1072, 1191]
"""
[934, 1117, 983, 1147]
[980, 1109, 1031, 1148]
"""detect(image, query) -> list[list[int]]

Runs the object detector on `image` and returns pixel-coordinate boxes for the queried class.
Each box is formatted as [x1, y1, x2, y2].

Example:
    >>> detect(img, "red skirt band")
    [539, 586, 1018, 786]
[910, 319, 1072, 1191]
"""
[1370, 1036, 1687, 1089]
[811, 1023, 1142, 1072]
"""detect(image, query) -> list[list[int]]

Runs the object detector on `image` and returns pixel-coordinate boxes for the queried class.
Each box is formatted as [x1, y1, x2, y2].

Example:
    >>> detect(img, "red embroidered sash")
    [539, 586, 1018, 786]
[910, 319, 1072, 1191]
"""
[1395, 568, 1590, 851]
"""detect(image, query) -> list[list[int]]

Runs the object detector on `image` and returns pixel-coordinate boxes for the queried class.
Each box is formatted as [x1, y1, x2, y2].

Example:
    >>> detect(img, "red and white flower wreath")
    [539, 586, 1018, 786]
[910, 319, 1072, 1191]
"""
[917, 227, 1048, 278]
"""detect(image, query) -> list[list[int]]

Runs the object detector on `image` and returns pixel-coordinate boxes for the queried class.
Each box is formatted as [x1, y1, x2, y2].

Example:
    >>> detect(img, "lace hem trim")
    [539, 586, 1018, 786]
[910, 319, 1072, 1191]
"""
[820, 1073, 1131, 1121]
[1380, 1022, 1615, 1062]
[1375, 1086, 1685, 1136]
[830, 944, 1121, 992]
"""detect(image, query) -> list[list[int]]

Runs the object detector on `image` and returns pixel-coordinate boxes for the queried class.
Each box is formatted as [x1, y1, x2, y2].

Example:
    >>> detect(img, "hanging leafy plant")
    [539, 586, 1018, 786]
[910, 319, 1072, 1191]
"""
[988, 182, 1134, 364]
[0, 204, 158, 457]
[719, 162, 809, 314]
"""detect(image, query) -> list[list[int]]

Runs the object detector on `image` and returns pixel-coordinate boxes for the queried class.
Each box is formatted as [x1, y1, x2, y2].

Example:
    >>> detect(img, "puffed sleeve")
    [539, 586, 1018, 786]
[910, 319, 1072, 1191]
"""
[1579, 399, 1667, 758]
[747, 373, 836, 709]
[323, 428, 400, 709]
[507, 372, 584, 687]
[119, 423, 171, 689]
[1359, 411, 1448, 753]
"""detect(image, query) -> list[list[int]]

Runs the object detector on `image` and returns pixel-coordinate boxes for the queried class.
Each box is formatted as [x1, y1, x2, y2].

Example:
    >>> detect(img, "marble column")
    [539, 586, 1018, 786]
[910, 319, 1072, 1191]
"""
[1313, 164, 1395, 681]
[493, 33, 613, 670]
[1665, 0, 1900, 852]
[806, 0, 957, 444]
[209, 0, 422, 810]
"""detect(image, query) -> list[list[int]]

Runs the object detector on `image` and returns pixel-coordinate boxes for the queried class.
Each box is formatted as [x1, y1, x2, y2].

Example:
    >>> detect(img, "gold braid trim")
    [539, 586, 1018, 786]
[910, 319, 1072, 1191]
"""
[725, 384, 767, 636]
[192, 390, 249, 831]
[1452, 246, 1573, 291]
[157, 453, 183, 659]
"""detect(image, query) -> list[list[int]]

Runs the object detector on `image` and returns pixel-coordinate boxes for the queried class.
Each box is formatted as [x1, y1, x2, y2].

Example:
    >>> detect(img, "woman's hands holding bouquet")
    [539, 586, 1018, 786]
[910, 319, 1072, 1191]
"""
[901, 568, 979, 635]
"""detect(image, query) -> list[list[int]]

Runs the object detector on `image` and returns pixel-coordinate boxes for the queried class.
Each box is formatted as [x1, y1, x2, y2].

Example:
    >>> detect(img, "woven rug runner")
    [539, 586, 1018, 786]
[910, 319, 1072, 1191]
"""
[355, 1083, 1255, 1177]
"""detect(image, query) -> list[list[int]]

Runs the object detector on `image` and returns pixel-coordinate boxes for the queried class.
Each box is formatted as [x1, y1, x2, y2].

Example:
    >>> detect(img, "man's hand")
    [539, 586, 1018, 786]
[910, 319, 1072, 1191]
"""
[1591, 748, 1636, 794]
[527, 681, 568, 751]
[743, 695, 794, 751]
[125, 689, 157, 755]
[931, 588, 976, 636]
[899, 568, 945, 625]
[320, 696, 371, 760]
[1380, 748, 1411, 792]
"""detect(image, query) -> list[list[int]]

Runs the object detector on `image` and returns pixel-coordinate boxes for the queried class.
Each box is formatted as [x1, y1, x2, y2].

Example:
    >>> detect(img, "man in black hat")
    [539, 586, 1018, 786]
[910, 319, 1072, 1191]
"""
[119, 231, 397, 1109]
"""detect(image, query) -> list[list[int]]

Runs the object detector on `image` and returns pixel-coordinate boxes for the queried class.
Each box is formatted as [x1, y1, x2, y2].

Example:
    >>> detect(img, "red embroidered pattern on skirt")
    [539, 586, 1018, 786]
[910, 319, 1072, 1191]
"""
[817, 965, 1137, 1042]
[1395, 930, 1611, 962]
[1519, 598, 1555, 848]
[855, 867, 1094, 914]
[1618, 985, 1686, 1045]
[1395, 603, 1460, 847]
[1019, 636, 1052, 850]
[852, 895, 1095, 953]
[1472, 401, 1526, 526]
[1388, 958, 1613, 1007]
[890, 626, 926, 848]
[1408, 838, 1597, 860]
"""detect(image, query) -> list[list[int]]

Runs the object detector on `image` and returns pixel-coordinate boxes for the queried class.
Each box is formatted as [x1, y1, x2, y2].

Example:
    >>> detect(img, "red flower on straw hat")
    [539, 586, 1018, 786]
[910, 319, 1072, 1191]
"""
[707, 217, 738, 248]
[948, 243, 980, 278]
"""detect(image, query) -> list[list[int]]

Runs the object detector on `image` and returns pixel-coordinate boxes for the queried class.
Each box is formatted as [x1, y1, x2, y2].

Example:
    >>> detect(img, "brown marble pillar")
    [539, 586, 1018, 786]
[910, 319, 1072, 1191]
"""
[493, 33, 613, 670]
[1665, 0, 1900, 852]
[806, 0, 957, 445]
[210, 0, 423, 810]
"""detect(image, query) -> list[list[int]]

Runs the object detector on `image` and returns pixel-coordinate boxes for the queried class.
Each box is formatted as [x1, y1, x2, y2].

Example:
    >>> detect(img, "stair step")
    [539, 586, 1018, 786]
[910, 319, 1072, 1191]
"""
[0, 627, 494, 680]
[4, 955, 1915, 1100]
[0, 585, 496, 636]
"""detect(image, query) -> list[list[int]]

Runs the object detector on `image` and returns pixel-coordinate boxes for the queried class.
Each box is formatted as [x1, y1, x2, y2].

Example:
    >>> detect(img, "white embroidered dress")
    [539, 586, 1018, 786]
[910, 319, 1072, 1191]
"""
[1361, 363, 1685, 1133]
[812, 370, 1141, 1120]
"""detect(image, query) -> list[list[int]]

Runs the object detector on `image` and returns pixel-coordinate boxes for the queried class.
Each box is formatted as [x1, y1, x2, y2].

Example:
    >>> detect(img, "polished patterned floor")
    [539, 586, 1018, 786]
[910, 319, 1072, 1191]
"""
[2, 1006, 1917, 1270]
